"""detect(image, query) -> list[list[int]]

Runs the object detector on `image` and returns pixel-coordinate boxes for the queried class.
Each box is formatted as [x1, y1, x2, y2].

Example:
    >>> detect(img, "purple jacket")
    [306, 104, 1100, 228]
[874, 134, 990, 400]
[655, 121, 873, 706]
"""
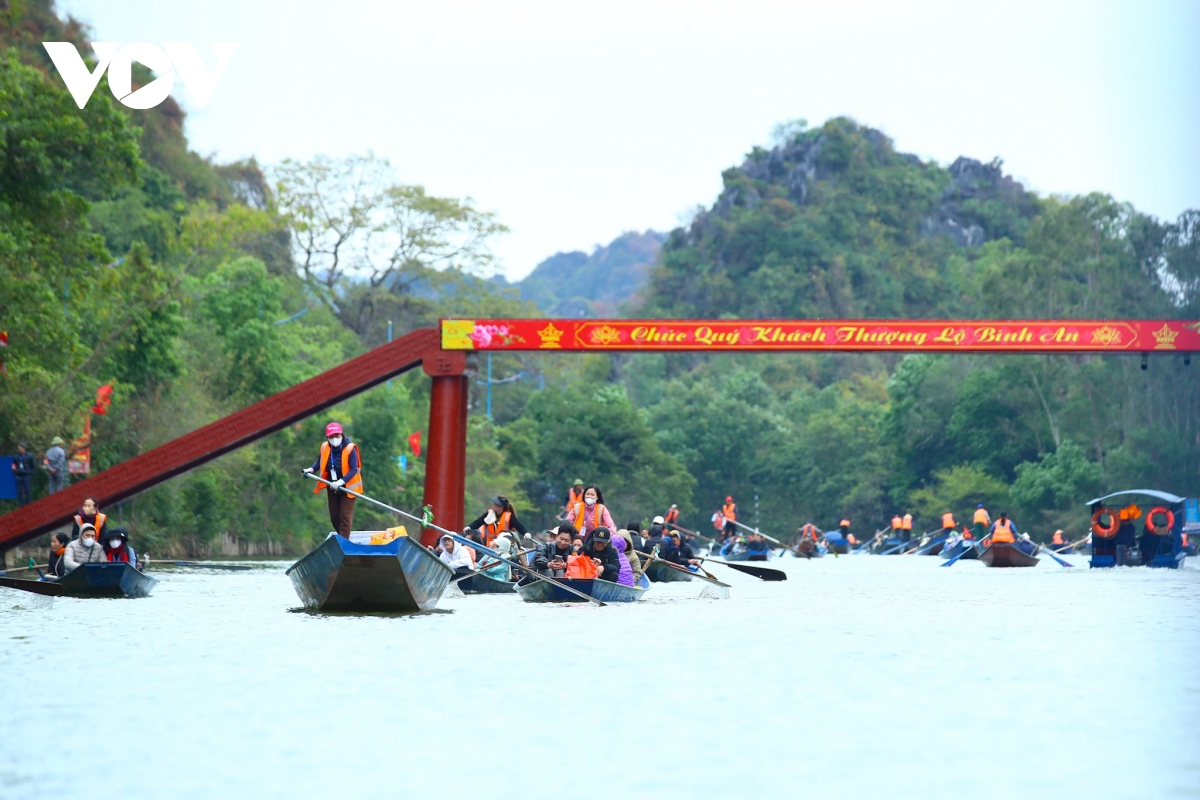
[613, 534, 635, 586]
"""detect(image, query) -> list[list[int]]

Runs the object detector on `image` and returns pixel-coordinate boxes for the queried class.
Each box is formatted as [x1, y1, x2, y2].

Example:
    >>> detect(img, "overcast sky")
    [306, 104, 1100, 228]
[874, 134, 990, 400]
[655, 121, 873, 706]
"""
[60, 0, 1200, 280]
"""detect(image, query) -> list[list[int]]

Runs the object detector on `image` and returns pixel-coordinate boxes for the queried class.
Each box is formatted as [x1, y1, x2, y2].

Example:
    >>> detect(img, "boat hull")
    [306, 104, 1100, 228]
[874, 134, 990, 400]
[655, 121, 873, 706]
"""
[644, 560, 692, 583]
[54, 562, 158, 598]
[915, 534, 950, 556]
[458, 571, 516, 594]
[516, 573, 649, 603]
[940, 540, 980, 560]
[980, 543, 1040, 568]
[286, 535, 452, 612]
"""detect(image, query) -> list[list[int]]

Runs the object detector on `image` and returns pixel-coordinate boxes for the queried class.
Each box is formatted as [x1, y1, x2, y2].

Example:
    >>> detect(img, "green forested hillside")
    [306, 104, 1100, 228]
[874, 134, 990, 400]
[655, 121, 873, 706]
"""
[2, 4, 1197, 555]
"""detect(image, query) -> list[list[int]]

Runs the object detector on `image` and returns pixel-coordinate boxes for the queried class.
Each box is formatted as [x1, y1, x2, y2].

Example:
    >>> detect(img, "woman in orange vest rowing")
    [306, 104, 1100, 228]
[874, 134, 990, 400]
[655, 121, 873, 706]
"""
[566, 485, 615, 537]
[71, 497, 108, 541]
[304, 422, 363, 538]
[467, 495, 528, 546]
[664, 504, 680, 529]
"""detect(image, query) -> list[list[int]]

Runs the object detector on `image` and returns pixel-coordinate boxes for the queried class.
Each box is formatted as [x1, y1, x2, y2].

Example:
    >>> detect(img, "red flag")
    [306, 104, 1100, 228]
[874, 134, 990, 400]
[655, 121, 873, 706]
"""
[407, 431, 422, 458]
[91, 384, 113, 415]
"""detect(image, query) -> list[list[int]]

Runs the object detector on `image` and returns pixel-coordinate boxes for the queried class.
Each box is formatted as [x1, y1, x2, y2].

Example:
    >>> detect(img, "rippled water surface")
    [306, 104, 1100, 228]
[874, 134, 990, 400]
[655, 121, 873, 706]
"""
[2, 552, 1198, 799]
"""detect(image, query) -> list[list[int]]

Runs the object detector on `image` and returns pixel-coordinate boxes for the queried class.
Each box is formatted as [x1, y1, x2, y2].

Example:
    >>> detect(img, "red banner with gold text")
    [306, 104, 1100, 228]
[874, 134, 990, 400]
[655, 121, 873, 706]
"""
[441, 319, 1200, 353]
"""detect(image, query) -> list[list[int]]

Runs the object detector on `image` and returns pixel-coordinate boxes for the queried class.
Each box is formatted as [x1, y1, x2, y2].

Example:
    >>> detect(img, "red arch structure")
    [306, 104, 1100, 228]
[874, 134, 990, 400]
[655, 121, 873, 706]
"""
[2, 318, 1197, 551]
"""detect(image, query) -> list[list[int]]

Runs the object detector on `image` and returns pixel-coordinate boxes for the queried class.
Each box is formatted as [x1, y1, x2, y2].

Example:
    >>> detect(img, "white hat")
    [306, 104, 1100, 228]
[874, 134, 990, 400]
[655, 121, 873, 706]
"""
[653, 516, 664, 524]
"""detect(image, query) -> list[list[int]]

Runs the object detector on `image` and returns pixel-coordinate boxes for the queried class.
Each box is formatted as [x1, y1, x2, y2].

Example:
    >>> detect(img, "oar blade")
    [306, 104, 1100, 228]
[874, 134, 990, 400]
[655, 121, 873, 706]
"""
[0, 577, 64, 596]
[724, 562, 787, 581]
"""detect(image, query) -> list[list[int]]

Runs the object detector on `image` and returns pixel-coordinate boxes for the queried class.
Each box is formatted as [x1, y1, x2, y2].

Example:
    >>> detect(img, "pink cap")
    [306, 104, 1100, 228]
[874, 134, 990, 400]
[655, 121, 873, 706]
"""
[325, 422, 343, 437]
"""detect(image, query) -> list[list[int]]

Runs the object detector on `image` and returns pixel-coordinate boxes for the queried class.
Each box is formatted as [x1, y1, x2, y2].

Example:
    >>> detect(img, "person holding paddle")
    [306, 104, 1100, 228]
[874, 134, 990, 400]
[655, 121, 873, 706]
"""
[303, 422, 362, 538]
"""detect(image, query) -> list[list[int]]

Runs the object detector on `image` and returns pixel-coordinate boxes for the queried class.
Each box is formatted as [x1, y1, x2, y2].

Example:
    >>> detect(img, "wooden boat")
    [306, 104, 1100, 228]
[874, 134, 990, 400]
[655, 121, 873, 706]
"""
[286, 534, 452, 612]
[939, 540, 980, 560]
[644, 559, 692, 583]
[719, 542, 774, 561]
[52, 562, 158, 598]
[980, 542, 1040, 568]
[458, 570, 516, 594]
[824, 533, 850, 554]
[516, 573, 650, 603]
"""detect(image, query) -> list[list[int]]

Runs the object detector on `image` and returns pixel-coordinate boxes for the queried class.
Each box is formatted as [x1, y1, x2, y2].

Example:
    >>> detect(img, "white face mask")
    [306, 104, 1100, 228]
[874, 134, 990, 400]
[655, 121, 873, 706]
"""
[110, 539, 122, 549]
[328, 436, 343, 447]
[81, 537, 96, 547]
[484, 509, 497, 525]
[585, 497, 596, 506]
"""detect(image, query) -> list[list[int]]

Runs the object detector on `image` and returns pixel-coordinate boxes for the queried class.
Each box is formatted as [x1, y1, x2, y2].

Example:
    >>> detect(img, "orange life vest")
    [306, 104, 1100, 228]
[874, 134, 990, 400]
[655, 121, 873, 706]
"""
[963, 525, 974, 540]
[481, 510, 512, 546]
[75, 512, 107, 534]
[800, 523, 819, 541]
[313, 441, 363, 495]
[839, 519, 850, 529]
[566, 488, 584, 508]
[992, 519, 1015, 543]
[942, 512, 955, 529]
[572, 502, 607, 533]
[722, 503, 737, 523]
[665, 508, 679, 524]
[902, 514, 913, 531]
[891, 515, 902, 530]
[973, 508, 989, 525]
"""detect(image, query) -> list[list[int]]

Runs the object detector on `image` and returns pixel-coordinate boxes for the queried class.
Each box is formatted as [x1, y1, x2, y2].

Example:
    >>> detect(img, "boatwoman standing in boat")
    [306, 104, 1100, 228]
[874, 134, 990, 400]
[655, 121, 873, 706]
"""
[566, 485, 615, 536]
[304, 422, 362, 538]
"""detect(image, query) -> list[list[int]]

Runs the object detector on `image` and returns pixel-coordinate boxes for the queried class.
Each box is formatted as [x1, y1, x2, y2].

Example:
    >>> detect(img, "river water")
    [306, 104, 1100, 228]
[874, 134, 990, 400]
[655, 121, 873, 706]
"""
[1, 552, 1197, 799]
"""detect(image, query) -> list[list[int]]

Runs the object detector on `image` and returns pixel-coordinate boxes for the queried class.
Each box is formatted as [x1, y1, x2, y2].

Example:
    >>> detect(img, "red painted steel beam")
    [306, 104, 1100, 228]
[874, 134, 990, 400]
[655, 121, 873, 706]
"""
[0, 327, 452, 550]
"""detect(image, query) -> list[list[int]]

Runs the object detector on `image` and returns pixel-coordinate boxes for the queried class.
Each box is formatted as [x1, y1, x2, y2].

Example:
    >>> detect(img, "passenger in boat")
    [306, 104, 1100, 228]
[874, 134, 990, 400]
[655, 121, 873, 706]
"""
[1016, 532, 1037, 555]
[973, 505, 990, 540]
[566, 485, 615, 536]
[104, 527, 137, 565]
[70, 497, 108, 541]
[796, 521, 819, 546]
[665, 531, 701, 568]
[901, 513, 914, 542]
[580, 527, 620, 582]
[989, 512, 1017, 544]
[467, 496, 528, 546]
[62, 523, 107, 571]
[746, 532, 771, 561]
[47, 532, 70, 577]
[616, 529, 644, 582]
[571, 536, 584, 554]
[611, 531, 636, 586]
[564, 479, 585, 513]
[625, 521, 647, 555]
[304, 422, 362, 538]
[438, 534, 476, 579]
[941, 511, 956, 536]
[1051, 530, 1067, 549]
[534, 528, 575, 577]
[479, 532, 514, 581]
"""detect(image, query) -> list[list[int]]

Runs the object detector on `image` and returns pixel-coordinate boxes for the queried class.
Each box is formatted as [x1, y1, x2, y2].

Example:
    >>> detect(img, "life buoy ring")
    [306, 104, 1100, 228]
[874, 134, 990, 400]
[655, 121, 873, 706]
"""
[1144, 506, 1174, 536]
[1091, 507, 1120, 539]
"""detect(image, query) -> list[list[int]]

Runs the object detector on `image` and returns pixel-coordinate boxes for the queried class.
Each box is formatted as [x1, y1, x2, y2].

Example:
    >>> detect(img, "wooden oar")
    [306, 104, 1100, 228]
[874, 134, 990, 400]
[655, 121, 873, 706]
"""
[305, 474, 605, 606]
[0, 577, 65, 596]
[0, 563, 48, 576]
[698, 555, 787, 582]
[634, 551, 731, 588]
[1032, 542, 1073, 568]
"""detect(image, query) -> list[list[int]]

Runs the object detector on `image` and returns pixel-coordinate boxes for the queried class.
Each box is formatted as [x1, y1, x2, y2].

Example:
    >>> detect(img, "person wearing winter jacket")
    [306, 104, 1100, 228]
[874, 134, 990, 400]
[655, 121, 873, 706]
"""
[581, 527, 621, 582]
[534, 528, 575, 577]
[612, 530, 638, 586]
[62, 523, 107, 571]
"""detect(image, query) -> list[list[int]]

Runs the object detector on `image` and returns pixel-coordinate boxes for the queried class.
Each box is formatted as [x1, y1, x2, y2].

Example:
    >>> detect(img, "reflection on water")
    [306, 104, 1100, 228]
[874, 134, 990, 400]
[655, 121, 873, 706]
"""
[2, 554, 1198, 799]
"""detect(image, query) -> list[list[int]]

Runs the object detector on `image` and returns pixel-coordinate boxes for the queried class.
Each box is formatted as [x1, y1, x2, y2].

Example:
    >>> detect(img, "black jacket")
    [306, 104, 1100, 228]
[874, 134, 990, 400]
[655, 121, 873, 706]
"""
[664, 541, 695, 566]
[534, 542, 573, 576]
[582, 535, 621, 582]
[11, 452, 36, 478]
[645, 534, 670, 557]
